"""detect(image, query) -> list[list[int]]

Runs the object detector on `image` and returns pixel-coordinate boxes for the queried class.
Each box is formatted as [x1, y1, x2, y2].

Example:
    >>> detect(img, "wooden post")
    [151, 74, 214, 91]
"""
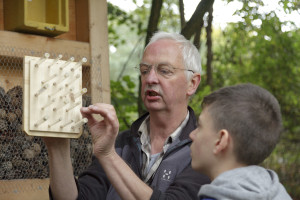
[0, 179, 50, 200]
[88, 0, 110, 105]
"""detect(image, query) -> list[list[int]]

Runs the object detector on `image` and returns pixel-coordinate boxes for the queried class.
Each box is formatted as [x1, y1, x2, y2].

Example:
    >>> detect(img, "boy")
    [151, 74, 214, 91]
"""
[189, 83, 292, 200]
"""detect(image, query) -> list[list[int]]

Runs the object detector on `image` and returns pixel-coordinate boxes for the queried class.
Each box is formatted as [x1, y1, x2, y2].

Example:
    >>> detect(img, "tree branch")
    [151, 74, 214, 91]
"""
[145, 0, 163, 45]
[181, 0, 215, 39]
[178, 0, 186, 29]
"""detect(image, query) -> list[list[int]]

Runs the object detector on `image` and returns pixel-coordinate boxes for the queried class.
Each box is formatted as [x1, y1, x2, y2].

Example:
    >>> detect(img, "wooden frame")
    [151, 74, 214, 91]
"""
[0, 0, 109, 199]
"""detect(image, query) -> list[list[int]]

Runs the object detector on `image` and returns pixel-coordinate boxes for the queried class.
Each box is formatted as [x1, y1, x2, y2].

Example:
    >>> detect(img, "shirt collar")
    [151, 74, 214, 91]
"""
[138, 111, 190, 146]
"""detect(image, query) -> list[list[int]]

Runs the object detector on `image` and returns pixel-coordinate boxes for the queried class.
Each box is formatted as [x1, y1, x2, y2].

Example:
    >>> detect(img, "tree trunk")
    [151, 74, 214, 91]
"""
[193, 18, 204, 50]
[144, 0, 163, 45]
[138, 0, 163, 116]
[178, 0, 186, 29]
[206, 6, 213, 87]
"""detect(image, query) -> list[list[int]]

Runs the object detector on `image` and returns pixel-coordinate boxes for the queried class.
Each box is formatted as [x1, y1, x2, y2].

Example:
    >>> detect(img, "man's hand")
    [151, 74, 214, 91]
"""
[80, 103, 119, 158]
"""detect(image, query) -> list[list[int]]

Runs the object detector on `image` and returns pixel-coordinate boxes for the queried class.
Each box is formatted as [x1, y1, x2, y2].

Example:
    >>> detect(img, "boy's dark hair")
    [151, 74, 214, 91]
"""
[201, 83, 282, 165]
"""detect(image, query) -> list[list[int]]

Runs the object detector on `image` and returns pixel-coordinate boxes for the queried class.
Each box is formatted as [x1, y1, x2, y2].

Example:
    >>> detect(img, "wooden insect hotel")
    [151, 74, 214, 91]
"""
[0, 0, 110, 199]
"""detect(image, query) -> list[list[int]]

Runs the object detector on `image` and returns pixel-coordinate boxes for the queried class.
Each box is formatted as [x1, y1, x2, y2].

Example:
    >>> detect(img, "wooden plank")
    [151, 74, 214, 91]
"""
[0, 179, 50, 200]
[88, 0, 110, 105]
[56, 0, 77, 41]
[0, 0, 3, 30]
[75, 0, 89, 42]
[0, 30, 90, 63]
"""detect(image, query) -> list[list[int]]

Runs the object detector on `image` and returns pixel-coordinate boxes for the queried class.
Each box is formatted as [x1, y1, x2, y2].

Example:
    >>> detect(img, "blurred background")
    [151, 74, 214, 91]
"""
[0, 0, 298, 199]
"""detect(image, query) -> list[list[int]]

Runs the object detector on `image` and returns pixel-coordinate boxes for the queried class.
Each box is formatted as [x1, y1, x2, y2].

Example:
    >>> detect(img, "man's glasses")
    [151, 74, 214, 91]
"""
[136, 63, 194, 78]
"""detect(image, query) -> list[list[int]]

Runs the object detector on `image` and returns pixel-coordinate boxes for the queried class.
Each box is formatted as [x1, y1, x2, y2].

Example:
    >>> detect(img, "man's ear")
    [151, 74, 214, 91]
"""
[213, 129, 230, 154]
[187, 73, 201, 96]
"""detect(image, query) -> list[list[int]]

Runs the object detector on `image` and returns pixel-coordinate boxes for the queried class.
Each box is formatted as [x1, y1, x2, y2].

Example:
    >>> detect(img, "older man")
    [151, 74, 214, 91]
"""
[45, 32, 210, 200]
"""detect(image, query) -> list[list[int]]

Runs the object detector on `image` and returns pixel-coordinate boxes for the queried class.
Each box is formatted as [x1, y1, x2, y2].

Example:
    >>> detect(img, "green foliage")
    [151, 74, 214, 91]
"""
[159, 0, 181, 32]
[262, 141, 300, 196]
[279, 0, 300, 13]
[107, 2, 148, 47]
[189, 85, 212, 117]
[107, 2, 133, 47]
[111, 76, 138, 131]
[211, 8, 300, 142]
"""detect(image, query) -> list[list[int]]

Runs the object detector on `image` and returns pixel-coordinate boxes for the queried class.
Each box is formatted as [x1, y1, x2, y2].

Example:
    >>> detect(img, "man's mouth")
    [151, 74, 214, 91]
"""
[147, 90, 159, 96]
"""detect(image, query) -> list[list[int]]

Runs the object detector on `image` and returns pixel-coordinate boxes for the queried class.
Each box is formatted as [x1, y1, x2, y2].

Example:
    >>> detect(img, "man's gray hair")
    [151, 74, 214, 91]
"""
[145, 31, 202, 80]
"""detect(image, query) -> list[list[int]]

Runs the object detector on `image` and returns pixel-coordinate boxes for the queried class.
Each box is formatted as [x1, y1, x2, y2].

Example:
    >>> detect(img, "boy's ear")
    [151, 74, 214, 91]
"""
[213, 129, 230, 154]
[187, 73, 201, 96]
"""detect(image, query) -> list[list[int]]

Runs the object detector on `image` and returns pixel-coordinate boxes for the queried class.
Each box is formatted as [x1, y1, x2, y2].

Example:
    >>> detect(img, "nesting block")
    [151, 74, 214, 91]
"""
[23, 54, 88, 138]
[4, 0, 69, 36]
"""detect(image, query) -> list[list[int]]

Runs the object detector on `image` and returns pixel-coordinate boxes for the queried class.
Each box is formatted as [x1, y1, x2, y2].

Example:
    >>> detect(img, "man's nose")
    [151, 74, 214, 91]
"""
[145, 67, 159, 84]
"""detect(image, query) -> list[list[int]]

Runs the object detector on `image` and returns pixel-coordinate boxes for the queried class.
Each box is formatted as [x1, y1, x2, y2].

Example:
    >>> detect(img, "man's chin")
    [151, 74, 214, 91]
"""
[144, 103, 163, 112]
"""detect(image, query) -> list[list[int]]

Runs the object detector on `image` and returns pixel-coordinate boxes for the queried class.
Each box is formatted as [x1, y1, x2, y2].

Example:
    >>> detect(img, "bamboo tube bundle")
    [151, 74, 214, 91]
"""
[0, 119, 8, 134]
[0, 85, 94, 179]
[0, 86, 10, 111]
[0, 108, 6, 119]
[0, 86, 7, 109]
[6, 86, 23, 109]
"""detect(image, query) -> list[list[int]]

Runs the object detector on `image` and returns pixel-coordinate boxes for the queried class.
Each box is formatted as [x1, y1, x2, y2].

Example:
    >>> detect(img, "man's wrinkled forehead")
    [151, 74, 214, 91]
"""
[144, 38, 179, 53]
[142, 40, 181, 62]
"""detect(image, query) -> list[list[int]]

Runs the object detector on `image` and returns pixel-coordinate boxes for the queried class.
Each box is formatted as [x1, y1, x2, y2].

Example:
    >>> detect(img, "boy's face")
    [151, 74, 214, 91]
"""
[189, 107, 217, 173]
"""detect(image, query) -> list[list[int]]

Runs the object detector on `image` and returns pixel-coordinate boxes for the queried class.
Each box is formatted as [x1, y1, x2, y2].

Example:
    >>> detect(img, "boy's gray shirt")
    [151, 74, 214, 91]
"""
[198, 165, 292, 200]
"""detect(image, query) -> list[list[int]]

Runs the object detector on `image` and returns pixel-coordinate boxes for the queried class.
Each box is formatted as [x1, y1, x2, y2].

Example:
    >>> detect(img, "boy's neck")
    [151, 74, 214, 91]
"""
[210, 161, 247, 180]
